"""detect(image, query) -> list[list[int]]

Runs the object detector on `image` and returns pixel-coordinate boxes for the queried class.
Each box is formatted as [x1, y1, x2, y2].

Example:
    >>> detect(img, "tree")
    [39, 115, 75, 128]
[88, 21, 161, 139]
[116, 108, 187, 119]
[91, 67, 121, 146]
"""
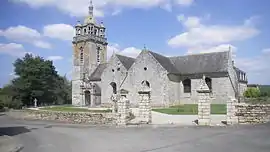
[1, 53, 72, 108]
[244, 88, 261, 98]
[11, 53, 61, 106]
[0, 85, 22, 109]
[54, 75, 72, 105]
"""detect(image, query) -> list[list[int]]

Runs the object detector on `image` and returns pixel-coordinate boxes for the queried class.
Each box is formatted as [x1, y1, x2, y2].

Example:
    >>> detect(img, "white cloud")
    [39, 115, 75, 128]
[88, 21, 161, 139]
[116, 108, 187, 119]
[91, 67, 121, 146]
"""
[187, 44, 237, 55]
[168, 16, 259, 49]
[262, 48, 270, 55]
[174, 0, 194, 6]
[0, 43, 28, 57]
[236, 50, 270, 84]
[107, 43, 121, 59]
[107, 43, 141, 59]
[33, 40, 52, 49]
[43, 24, 75, 41]
[119, 47, 141, 58]
[0, 25, 51, 49]
[169, 15, 259, 55]
[47, 56, 64, 61]
[177, 14, 201, 29]
[12, 0, 194, 17]
[161, 3, 172, 12]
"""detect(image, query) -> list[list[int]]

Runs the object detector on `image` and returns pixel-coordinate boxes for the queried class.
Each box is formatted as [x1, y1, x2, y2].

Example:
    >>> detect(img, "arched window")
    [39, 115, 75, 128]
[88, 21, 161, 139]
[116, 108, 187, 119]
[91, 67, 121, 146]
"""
[183, 79, 191, 93]
[80, 47, 83, 63]
[110, 82, 117, 94]
[205, 77, 212, 90]
[141, 80, 150, 88]
[84, 28, 86, 34]
[97, 46, 101, 63]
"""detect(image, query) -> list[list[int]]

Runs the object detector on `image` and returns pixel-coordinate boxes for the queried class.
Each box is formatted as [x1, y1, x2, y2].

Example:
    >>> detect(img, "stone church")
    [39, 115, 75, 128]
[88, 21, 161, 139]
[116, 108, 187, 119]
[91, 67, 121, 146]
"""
[72, 1, 248, 107]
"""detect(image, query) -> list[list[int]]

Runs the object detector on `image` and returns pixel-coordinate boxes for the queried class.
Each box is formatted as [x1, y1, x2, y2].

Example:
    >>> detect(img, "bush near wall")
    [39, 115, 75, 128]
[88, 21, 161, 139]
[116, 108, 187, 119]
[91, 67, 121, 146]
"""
[244, 88, 261, 98]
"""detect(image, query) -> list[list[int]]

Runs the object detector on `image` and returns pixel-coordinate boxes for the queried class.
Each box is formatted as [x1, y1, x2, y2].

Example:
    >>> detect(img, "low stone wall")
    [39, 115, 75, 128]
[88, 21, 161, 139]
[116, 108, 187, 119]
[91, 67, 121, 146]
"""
[17, 110, 117, 125]
[236, 104, 270, 124]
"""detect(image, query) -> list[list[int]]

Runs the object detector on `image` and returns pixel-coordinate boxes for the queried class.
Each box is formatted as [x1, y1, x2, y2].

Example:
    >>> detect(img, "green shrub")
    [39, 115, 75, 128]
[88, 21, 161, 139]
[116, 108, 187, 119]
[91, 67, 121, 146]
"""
[244, 88, 261, 98]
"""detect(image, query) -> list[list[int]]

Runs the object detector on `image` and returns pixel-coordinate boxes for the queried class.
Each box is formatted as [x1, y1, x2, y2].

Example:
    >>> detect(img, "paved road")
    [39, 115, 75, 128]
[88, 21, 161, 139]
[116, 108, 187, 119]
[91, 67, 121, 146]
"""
[0, 114, 270, 152]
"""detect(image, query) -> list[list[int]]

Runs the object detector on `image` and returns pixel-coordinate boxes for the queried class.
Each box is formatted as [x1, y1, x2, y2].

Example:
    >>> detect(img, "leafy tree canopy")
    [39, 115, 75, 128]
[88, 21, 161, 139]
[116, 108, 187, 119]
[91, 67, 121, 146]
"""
[0, 53, 71, 108]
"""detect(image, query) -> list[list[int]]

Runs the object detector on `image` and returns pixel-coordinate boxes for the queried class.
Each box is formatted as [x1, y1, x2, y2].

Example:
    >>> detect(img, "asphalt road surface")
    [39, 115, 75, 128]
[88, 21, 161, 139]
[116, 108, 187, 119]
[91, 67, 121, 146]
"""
[0, 114, 270, 152]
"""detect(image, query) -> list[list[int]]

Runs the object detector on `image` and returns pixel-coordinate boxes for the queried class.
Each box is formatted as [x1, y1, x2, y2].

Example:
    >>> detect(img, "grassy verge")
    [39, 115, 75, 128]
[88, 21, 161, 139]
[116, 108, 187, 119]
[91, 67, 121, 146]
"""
[40, 106, 112, 113]
[152, 104, 226, 115]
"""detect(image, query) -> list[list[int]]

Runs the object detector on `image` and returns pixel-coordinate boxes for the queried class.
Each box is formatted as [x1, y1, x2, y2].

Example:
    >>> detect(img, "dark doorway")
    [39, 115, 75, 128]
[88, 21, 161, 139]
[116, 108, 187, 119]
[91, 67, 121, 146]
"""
[110, 82, 117, 94]
[85, 90, 91, 106]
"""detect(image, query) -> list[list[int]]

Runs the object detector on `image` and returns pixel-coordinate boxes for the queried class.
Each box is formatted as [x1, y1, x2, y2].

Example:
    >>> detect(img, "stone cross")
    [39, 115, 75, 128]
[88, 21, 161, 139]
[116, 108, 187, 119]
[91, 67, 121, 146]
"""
[34, 98, 38, 108]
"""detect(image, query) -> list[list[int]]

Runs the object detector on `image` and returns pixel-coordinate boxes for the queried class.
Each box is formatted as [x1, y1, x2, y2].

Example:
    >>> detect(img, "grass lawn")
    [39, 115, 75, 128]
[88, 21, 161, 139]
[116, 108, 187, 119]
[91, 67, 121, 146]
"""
[40, 106, 112, 113]
[152, 104, 226, 115]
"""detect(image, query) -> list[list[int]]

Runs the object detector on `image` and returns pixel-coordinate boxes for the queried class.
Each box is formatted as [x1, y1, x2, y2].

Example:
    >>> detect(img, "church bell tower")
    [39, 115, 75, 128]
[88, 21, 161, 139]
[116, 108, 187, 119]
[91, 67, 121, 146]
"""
[72, 0, 108, 106]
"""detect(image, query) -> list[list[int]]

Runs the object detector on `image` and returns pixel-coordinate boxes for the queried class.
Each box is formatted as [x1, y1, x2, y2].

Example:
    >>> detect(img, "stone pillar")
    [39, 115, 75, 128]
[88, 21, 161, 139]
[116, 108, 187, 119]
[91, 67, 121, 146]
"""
[117, 95, 130, 126]
[226, 98, 239, 125]
[90, 86, 95, 107]
[110, 94, 118, 114]
[197, 76, 211, 126]
[138, 89, 152, 124]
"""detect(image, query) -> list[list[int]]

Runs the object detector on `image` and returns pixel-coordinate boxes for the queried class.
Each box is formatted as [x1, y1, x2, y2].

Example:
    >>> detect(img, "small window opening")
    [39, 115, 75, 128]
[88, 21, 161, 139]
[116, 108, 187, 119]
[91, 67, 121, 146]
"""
[144, 67, 147, 71]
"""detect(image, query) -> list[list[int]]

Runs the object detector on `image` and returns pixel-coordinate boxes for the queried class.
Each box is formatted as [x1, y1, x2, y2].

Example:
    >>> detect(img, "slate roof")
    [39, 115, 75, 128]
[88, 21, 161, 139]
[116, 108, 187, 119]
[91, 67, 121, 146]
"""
[89, 63, 108, 81]
[116, 54, 135, 70]
[169, 51, 229, 75]
[148, 51, 179, 73]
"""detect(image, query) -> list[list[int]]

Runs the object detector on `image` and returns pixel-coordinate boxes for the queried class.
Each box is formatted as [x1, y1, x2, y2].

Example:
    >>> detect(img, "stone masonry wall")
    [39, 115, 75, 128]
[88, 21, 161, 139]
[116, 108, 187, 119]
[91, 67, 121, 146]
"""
[121, 51, 169, 107]
[116, 96, 130, 125]
[226, 98, 238, 125]
[138, 91, 152, 123]
[235, 104, 270, 124]
[18, 110, 116, 125]
[197, 77, 211, 126]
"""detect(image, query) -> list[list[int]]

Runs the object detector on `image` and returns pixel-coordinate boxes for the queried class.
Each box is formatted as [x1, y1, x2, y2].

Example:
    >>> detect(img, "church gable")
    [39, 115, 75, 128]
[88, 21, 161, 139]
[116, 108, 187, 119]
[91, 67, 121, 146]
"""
[127, 50, 169, 83]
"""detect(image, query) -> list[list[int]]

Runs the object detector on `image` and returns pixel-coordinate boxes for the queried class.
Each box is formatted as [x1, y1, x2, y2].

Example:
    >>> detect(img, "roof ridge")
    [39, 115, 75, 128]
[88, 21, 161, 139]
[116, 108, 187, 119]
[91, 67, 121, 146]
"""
[115, 54, 136, 70]
[115, 53, 136, 59]
[170, 51, 230, 58]
[148, 50, 179, 73]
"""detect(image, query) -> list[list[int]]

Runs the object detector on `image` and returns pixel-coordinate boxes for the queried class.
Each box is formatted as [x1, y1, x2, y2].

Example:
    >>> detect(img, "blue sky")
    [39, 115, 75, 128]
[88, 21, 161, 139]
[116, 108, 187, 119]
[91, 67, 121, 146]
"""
[0, 0, 270, 87]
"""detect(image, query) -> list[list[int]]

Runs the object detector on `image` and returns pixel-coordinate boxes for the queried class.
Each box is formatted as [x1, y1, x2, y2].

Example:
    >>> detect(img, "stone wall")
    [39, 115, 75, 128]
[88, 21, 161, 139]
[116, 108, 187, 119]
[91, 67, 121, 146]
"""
[235, 104, 270, 124]
[138, 90, 152, 124]
[101, 54, 128, 104]
[18, 110, 116, 125]
[120, 51, 169, 107]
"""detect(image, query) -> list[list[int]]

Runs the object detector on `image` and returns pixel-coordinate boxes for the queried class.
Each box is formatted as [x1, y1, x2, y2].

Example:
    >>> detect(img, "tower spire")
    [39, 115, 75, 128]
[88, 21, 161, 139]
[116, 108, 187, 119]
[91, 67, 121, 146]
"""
[88, 0, 94, 17]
